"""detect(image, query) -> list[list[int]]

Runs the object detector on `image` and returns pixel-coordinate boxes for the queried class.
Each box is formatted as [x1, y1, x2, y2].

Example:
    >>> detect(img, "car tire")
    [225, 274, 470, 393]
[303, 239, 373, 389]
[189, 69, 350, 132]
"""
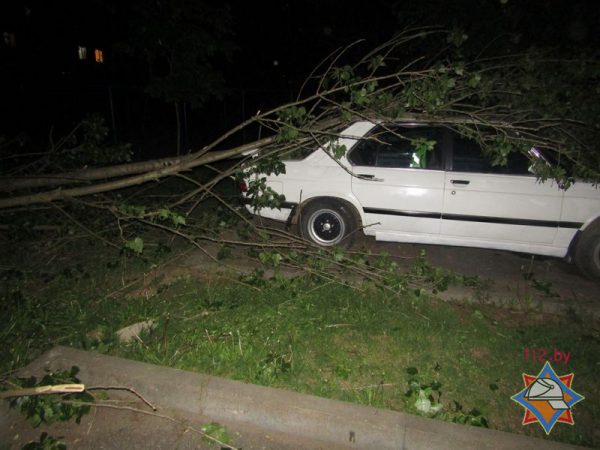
[574, 224, 600, 279]
[300, 199, 357, 247]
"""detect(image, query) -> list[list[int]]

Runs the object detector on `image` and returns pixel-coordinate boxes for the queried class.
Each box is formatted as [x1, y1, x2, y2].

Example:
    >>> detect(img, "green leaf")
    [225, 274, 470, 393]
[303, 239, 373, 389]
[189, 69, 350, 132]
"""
[332, 247, 345, 262]
[367, 55, 386, 71]
[410, 138, 437, 168]
[277, 125, 300, 143]
[446, 28, 468, 47]
[44, 406, 54, 421]
[157, 208, 187, 226]
[157, 208, 170, 220]
[31, 412, 42, 427]
[329, 142, 347, 160]
[200, 422, 231, 445]
[171, 214, 186, 226]
[23, 432, 67, 450]
[124, 237, 144, 254]
[467, 74, 482, 88]
[258, 251, 283, 268]
[272, 253, 283, 267]
[118, 203, 146, 217]
[471, 310, 484, 320]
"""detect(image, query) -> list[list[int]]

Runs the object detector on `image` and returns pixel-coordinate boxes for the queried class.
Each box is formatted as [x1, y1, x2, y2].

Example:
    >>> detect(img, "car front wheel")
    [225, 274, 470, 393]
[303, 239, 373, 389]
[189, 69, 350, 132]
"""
[300, 200, 357, 247]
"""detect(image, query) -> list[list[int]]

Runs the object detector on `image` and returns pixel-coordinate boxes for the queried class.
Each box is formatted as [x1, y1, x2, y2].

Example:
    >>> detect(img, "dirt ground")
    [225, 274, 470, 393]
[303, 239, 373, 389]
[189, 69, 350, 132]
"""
[153, 228, 600, 322]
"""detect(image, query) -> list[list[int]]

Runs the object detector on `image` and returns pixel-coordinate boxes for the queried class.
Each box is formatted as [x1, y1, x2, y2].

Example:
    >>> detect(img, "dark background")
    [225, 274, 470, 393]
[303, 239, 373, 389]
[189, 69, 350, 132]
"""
[1, 0, 598, 159]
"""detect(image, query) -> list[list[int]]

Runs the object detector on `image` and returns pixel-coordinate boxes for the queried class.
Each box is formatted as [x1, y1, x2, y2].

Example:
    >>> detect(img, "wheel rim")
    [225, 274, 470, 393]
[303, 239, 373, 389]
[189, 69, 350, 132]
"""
[307, 209, 345, 245]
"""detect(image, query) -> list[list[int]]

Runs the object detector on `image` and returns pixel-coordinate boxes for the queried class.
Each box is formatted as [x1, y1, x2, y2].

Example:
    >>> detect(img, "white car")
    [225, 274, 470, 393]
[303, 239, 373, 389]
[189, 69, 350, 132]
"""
[244, 121, 600, 279]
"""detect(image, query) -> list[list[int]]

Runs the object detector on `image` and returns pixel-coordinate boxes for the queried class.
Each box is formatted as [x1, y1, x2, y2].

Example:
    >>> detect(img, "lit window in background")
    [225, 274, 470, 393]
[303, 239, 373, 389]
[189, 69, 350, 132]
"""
[94, 49, 104, 63]
[3, 32, 16, 48]
[78, 46, 87, 60]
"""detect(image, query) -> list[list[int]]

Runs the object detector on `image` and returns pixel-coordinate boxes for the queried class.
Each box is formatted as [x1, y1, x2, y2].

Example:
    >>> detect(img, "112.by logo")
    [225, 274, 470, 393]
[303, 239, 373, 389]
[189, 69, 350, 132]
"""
[524, 347, 571, 364]
[512, 361, 584, 434]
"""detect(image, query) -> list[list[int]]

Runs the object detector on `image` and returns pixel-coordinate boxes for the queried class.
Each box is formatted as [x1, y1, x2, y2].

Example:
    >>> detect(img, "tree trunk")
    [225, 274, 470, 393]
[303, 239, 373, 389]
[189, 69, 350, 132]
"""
[175, 101, 181, 156]
[0, 137, 274, 209]
[0, 155, 191, 192]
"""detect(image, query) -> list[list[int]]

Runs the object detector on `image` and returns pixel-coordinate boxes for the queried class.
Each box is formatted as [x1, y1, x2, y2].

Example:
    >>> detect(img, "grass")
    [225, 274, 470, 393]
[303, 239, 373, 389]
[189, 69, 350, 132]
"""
[1, 239, 599, 448]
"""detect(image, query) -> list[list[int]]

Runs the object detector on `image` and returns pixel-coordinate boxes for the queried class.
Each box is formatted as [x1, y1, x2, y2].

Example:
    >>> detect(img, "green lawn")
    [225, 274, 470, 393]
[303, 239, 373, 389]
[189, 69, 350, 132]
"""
[2, 244, 598, 448]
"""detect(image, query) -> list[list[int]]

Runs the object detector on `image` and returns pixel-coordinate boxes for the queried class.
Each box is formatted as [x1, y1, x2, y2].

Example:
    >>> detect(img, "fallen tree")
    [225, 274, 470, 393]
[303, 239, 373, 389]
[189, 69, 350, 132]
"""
[1, 29, 599, 290]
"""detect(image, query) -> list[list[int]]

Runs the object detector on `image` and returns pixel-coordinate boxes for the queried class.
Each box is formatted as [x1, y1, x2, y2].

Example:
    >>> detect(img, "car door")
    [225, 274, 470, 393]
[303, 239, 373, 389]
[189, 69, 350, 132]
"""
[350, 125, 447, 236]
[440, 134, 564, 245]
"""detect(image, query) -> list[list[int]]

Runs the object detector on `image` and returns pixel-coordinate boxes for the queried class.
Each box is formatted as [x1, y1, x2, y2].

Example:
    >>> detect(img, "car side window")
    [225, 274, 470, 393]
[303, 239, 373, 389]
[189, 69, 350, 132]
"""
[452, 135, 531, 175]
[348, 126, 443, 169]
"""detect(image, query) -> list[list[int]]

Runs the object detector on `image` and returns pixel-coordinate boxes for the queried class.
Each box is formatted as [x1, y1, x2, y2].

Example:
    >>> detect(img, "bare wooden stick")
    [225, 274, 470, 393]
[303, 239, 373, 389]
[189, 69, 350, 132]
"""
[0, 383, 85, 399]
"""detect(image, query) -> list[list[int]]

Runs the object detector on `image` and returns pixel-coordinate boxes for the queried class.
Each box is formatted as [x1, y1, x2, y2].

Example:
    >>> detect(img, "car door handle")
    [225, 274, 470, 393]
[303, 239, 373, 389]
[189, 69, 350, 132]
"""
[451, 179, 470, 185]
[358, 174, 384, 181]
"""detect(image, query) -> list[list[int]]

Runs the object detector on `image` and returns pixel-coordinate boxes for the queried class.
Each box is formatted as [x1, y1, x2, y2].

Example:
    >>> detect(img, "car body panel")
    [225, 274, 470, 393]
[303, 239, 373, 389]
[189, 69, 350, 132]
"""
[244, 120, 600, 260]
[562, 183, 600, 230]
[352, 167, 445, 235]
[440, 171, 563, 245]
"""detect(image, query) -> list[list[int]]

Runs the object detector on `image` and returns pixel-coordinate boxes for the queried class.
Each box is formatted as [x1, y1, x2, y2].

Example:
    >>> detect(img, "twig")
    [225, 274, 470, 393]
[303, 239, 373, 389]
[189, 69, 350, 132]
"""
[86, 386, 157, 411]
[53, 204, 120, 250]
[104, 246, 195, 299]
[60, 401, 239, 450]
[345, 383, 395, 391]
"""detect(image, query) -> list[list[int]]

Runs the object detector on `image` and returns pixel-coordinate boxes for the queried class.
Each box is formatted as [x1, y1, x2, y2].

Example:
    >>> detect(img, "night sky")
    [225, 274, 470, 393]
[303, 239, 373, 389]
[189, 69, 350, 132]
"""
[1, 0, 598, 154]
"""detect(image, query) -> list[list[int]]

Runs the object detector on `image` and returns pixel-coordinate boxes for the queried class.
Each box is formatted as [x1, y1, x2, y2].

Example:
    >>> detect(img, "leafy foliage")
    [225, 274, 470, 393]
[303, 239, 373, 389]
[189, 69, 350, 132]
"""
[404, 366, 488, 427]
[276, 106, 310, 143]
[258, 251, 283, 268]
[241, 153, 287, 211]
[6, 366, 93, 427]
[410, 138, 436, 168]
[65, 115, 132, 167]
[157, 208, 186, 226]
[0, 114, 131, 178]
[42, 114, 133, 169]
[306, 31, 600, 186]
[21, 432, 67, 450]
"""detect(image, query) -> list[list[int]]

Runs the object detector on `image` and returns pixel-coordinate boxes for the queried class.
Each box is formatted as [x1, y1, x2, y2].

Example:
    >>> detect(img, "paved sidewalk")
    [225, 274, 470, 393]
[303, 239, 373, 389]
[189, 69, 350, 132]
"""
[0, 346, 590, 449]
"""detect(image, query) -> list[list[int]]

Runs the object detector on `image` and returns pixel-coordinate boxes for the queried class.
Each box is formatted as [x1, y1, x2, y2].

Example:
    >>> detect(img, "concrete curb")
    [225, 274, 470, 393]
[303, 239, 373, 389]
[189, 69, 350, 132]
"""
[18, 346, 587, 450]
